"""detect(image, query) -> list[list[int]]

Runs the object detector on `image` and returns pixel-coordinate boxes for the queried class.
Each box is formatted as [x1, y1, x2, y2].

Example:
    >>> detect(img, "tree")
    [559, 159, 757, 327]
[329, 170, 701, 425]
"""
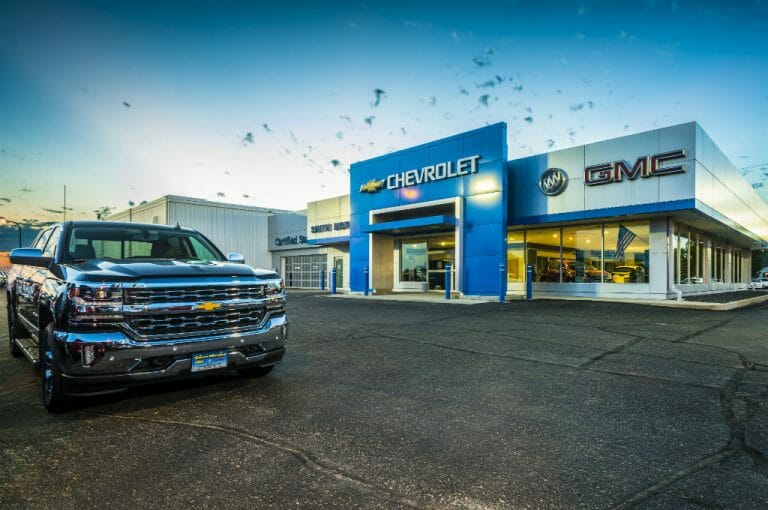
[94, 206, 115, 220]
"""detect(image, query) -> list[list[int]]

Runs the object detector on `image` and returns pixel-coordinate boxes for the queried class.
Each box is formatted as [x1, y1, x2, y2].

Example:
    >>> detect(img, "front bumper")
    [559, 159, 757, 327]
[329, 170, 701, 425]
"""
[53, 314, 288, 396]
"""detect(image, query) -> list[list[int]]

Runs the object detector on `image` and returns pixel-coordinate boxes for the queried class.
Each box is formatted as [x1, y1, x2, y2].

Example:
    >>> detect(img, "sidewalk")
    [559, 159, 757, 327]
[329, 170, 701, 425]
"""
[319, 290, 768, 310]
[323, 292, 496, 305]
[531, 291, 768, 311]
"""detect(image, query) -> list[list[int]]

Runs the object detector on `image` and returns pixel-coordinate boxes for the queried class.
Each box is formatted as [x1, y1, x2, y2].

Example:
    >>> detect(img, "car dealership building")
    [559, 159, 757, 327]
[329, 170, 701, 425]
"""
[109, 121, 768, 300]
[338, 121, 768, 299]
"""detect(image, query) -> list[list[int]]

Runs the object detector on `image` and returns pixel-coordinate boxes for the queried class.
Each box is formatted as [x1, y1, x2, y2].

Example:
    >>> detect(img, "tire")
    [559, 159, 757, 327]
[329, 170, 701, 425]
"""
[41, 324, 69, 413]
[7, 298, 24, 358]
[238, 365, 274, 378]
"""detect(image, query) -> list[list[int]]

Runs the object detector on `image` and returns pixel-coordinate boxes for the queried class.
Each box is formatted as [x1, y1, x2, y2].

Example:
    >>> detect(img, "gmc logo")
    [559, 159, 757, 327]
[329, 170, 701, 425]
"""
[584, 149, 686, 186]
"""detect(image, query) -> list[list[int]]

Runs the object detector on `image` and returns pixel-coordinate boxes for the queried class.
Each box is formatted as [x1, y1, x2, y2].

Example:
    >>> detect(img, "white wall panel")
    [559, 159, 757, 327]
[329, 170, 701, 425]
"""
[108, 197, 167, 224]
[694, 127, 768, 243]
[307, 195, 351, 241]
[167, 199, 273, 270]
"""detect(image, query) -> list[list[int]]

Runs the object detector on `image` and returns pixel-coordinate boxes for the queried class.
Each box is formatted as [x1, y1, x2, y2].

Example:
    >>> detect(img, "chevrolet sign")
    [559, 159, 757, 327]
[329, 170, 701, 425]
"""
[358, 155, 482, 193]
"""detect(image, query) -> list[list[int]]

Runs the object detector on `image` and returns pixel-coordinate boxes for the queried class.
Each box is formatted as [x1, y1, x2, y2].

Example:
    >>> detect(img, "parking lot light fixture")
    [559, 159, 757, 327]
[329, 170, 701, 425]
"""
[0, 217, 22, 247]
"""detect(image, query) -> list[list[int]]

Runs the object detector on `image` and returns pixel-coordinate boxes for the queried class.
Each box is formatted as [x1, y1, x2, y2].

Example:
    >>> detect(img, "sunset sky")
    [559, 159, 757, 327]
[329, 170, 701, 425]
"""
[1, 0, 767, 240]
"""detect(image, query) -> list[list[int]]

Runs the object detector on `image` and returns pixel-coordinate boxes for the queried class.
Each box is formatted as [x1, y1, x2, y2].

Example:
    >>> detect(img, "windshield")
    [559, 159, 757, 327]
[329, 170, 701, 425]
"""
[66, 226, 225, 262]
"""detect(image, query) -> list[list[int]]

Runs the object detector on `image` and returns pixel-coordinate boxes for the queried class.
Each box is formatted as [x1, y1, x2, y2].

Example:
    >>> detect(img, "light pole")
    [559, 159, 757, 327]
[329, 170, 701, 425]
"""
[0, 217, 22, 248]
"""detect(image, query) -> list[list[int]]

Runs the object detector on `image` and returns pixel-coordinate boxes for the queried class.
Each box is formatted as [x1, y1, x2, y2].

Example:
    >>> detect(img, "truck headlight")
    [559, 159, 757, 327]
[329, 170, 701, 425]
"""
[66, 283, 124, 327]
[265, 279, 285, 296]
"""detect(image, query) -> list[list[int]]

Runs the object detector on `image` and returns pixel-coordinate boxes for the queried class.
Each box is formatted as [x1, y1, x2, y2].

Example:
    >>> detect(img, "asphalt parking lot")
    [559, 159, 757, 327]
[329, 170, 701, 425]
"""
[1, 291, 767, 509]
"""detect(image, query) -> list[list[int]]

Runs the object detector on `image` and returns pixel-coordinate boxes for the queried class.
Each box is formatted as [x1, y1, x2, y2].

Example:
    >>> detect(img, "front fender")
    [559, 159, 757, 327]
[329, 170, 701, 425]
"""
[40, 278, 66, 327]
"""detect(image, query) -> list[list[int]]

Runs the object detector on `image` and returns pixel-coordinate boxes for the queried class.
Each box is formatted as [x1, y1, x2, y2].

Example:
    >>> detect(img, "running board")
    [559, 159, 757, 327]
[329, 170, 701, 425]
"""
[15, 337, 39, 365]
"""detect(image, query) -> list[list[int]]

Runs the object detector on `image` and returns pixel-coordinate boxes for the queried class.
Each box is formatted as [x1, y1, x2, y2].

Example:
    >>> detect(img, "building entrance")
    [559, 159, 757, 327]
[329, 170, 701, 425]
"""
[397, 235, 455, 292]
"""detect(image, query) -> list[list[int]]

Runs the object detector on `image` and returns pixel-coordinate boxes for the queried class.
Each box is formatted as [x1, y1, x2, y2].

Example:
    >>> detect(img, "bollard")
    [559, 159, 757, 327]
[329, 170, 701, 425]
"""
[499, 263, 506, 303]
[526, 264, 534, 300]
[331, 267, 337, 295]
[444, 263, 451, 300]
[364, 266, 369, 296]
[320, 268, 326, 291]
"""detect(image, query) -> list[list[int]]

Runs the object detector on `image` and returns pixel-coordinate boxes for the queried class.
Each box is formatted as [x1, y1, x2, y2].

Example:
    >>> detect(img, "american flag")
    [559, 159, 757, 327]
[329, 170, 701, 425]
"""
[615, 224, 637, 260]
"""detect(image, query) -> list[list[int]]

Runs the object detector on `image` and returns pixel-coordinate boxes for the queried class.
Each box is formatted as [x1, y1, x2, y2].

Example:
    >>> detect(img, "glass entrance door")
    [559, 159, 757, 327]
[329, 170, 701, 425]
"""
[334, 256, 343, 289]
[427, 236, 455, 291]
[397, 235, 456, 292]
[400, 241, 428, 290]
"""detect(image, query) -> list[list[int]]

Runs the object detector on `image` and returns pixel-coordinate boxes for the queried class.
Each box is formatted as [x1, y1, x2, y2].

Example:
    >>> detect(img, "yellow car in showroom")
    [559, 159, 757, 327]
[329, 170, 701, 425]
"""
[612, 265, 647, 283]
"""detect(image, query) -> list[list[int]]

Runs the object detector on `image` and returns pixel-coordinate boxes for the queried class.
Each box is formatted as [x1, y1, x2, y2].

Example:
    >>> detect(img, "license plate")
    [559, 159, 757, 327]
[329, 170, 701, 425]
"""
[191, 350, 228, 372]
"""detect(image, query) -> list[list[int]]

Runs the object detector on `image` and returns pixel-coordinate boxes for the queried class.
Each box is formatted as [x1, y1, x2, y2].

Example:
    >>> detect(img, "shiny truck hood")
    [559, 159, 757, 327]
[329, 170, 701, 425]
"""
[62, 259, 276, 282]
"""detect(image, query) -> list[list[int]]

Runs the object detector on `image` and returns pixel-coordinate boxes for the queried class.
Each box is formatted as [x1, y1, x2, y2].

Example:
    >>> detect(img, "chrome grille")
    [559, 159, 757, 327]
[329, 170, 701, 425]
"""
[125, 285, 265, 305]
[127, 307, 267, 337]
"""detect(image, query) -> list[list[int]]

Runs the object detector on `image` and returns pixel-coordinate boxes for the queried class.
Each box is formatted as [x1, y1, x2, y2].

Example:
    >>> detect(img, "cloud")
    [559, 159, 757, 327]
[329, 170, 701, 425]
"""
[404, 20, 431, 29]
[451, 30, 473, 42]
[478, 94, 490, 107]
[42, 208, 63, 214]
[20, 188, 32, 192]
[477, 80, 496, 89]
[0, 198, 11, 203]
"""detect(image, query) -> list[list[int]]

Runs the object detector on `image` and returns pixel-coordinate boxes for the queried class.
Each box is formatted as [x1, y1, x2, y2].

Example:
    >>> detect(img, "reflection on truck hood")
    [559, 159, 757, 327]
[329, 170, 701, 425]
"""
[63, 259, 277, 282]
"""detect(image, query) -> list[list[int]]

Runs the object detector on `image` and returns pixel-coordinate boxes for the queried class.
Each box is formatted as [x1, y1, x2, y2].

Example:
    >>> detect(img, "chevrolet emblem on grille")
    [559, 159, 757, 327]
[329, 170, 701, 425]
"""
[196, 302, 222, 312]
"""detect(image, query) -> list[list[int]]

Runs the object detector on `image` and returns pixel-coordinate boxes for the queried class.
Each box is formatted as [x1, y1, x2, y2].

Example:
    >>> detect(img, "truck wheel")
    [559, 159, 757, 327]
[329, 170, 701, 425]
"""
[41, 324, 69, 413]
[7, 300, 24, 358]
[238, 365, 274, 378]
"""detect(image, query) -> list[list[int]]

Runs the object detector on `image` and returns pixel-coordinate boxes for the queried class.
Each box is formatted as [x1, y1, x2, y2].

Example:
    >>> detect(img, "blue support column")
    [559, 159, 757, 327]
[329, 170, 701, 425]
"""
[526, 264, 534, 300]
[444, 263, 451, 300]
[331, 267, 337, 295]
[364, 266, 369, 296]
[320, 269, 326, 291]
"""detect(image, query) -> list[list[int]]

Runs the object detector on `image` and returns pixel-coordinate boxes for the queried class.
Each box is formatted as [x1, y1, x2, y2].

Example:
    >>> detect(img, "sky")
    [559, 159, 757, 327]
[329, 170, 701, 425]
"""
[1, 0, 768, 245]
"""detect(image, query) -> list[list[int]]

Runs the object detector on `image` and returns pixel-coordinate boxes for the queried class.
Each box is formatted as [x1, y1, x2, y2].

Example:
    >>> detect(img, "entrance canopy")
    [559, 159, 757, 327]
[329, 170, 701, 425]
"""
[361, 215, 457, 235]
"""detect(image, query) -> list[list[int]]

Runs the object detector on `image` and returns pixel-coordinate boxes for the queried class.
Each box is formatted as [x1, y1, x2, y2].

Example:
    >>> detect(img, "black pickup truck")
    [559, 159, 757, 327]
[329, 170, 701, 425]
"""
[6, 221, 288, 412]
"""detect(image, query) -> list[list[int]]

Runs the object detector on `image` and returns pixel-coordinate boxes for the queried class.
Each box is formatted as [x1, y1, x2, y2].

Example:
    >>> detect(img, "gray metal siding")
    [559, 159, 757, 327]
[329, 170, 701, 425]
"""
[167, 199, 271, 270]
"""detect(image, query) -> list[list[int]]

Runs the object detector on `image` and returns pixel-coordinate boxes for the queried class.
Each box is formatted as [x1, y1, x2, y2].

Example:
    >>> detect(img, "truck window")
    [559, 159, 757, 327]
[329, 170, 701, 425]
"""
[41, 226, 61, 258]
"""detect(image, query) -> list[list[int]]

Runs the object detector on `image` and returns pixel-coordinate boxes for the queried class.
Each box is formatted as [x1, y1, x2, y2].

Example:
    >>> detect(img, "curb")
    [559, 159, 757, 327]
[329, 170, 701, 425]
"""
[532, 292, 768, 311]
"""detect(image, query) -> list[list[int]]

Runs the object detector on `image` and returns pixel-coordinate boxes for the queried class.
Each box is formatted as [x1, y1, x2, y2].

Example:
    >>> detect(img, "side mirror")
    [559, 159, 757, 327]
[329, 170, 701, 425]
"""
[10, 248, 52, 268]
[227, 253, 245, 264]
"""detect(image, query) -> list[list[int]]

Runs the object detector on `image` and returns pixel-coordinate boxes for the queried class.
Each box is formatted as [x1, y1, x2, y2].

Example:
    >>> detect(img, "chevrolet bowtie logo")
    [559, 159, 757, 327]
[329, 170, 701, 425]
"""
[196, 302, 222, 312]
[359, 179, 385, 193]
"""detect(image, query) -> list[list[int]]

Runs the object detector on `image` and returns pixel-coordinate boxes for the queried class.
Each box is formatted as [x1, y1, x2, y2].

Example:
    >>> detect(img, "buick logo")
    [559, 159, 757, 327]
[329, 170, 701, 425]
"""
[538, 168, 569, 196]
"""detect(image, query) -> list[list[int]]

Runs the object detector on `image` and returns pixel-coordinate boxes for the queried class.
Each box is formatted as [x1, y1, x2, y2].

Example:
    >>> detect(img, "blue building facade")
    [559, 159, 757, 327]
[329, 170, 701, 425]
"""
[346, 121, 768, 299]
[349, 123, 508, 296]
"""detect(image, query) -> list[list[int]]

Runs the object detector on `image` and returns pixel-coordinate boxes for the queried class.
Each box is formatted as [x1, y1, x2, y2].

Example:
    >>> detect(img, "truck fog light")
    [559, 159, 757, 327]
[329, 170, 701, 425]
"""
[83, 345, 95, 366]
